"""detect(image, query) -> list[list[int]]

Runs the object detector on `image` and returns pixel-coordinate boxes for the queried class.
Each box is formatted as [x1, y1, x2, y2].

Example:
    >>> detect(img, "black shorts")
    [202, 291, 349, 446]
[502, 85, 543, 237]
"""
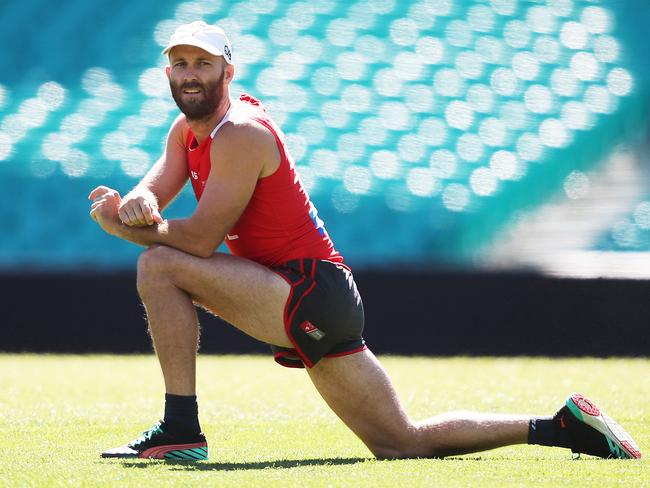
[269, 258, 366, 368]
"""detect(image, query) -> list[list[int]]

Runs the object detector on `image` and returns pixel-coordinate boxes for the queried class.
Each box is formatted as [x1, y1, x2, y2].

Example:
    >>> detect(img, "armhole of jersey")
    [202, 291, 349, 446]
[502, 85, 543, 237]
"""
[185, 127, 195, 151]
[252, 116, 289, 180]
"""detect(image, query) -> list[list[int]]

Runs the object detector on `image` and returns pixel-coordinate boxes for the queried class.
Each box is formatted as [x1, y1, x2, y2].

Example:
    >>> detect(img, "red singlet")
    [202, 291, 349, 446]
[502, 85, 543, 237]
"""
[185, 93, 343, 267]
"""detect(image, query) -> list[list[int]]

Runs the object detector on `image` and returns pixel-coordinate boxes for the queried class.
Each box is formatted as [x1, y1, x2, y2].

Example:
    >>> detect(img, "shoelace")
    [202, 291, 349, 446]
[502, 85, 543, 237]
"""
[130, 421, 163, 447]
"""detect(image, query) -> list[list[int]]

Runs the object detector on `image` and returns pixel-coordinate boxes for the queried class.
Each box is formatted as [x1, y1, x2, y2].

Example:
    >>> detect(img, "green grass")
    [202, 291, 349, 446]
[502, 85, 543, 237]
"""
[0, 355, 648, 487]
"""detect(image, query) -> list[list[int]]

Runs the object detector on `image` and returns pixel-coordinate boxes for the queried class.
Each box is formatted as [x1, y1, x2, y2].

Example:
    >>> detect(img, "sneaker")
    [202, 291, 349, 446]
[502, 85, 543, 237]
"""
[555, 393, 642, 459]
[101, 421, 208, 460]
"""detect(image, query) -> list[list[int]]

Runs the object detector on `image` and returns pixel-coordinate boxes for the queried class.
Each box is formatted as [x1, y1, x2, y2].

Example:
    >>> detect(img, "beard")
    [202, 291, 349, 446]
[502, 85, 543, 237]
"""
[170, 71, 225, 121]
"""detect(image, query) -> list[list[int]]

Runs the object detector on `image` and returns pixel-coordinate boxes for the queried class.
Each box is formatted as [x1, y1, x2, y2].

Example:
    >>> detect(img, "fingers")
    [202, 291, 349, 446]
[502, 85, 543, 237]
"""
[88, 186, 111, 200]
[90, 200, 111, 224]
[89, 186, 121, 204]
[118, 197, 162, 227]
[117, 206, 130, 225]
[111, 190, 122, 207]
[140, 200, 155, 226]
[151, 207, 163, 224]
[91, 196, 116, 211]
[119, 204, 141, 226]
[143, 201, 164, 225]
[89, 188, 121, 226]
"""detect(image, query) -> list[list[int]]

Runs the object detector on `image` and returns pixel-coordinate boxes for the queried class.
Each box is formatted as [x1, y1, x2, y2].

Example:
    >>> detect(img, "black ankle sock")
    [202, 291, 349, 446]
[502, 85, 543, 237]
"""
[528, 416, 571, 448]
[164, 393, 201, 436]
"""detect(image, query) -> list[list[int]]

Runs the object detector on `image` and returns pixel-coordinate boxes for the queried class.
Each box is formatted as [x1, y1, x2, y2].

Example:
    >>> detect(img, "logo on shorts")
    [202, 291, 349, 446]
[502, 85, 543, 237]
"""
[299, 321, 325, 341]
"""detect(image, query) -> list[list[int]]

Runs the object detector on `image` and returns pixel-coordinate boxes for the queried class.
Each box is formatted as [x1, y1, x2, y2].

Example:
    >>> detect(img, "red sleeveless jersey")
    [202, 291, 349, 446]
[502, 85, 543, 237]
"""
[185, 93, 343, 267]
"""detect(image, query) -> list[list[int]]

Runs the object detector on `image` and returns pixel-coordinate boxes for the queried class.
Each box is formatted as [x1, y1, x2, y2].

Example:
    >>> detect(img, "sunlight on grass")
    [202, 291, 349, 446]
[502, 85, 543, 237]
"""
[0, 355, 647, 487]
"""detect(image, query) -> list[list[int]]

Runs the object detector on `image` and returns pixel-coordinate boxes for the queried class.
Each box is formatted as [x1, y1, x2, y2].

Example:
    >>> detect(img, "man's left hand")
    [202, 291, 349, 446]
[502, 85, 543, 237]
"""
[89, 186, 123, 236]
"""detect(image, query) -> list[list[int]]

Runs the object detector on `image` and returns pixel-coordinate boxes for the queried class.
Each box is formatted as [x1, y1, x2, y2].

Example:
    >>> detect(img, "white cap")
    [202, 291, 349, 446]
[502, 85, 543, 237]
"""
[162, 21, 233, 64]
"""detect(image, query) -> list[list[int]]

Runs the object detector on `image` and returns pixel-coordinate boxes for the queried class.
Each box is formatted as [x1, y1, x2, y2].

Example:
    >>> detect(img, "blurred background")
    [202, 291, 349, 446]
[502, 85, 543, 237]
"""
[1, 0, 649, 355]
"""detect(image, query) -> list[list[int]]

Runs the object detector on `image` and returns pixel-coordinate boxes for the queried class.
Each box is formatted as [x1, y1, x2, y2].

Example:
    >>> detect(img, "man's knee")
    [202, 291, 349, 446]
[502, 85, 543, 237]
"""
[137, 246, 178, 295]
[368, 440, 421, 460]
[366, 428, 440, 460]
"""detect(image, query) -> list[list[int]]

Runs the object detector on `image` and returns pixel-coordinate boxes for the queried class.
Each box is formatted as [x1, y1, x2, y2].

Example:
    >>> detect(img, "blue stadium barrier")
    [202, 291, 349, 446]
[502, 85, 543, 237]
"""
[0, 0, 648, 270]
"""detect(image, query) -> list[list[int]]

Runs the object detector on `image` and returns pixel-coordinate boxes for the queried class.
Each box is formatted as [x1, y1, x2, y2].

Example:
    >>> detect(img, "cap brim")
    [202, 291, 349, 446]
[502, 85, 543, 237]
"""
[161, 38, 230, 63]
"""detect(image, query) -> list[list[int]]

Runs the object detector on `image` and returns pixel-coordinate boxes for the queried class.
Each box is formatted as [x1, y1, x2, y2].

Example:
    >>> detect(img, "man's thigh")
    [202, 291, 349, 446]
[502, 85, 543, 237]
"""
[306, 349, 416, 457]
[145, 247, 292, 348]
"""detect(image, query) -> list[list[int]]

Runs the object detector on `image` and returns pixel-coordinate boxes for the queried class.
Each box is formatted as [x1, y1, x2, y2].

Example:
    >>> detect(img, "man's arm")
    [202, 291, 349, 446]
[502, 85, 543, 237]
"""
[118, 114, 190, 226]
[90, 120, 280, 258]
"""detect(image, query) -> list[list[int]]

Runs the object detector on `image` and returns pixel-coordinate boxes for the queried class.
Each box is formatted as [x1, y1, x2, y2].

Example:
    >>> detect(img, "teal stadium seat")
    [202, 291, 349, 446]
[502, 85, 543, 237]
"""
[0, 0, 648, 270]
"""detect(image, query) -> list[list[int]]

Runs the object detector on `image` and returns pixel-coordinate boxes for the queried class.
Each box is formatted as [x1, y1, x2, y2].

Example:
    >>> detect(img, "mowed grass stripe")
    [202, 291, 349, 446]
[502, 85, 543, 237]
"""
[0, 354, 647, 487]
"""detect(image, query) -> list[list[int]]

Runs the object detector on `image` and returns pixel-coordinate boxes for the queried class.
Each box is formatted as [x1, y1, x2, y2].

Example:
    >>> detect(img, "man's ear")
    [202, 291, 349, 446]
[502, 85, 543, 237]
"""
[224, 64, 235, 83]
[165, 66, 171, 78]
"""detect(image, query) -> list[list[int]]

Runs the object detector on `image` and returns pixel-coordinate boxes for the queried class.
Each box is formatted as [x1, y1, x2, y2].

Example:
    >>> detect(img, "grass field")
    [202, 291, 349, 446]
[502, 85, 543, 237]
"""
[0, 354, 648, 487]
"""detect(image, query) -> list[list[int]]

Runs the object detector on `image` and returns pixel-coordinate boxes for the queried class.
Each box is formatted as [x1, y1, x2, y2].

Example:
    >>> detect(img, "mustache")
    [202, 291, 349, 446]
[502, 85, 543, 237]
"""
[180, 81, 204, 91]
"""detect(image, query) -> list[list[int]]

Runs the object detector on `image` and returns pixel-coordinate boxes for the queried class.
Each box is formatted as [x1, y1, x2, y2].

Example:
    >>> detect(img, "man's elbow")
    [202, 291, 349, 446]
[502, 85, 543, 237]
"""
[193, 239, 220, 258]
[196, 249, 216, 259]
[181, 220, 222, 258]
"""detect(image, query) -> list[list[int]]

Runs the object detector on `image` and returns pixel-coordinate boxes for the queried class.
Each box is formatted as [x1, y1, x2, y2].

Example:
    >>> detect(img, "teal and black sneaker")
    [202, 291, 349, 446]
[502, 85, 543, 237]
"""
[101, 421, 208, 460]
[555, 393, 642, 459]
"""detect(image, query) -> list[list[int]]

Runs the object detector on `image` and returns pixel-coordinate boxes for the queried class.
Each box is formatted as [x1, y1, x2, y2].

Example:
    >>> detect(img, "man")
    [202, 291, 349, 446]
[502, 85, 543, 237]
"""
[91, 21, 641, 461]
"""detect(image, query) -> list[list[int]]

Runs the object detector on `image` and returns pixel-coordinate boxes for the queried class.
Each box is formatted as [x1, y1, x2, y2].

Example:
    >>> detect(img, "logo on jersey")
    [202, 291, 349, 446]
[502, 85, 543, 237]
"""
[191, 171, 199, 180]
[226, 234, 239, 240]
[299, 321, 325, 340]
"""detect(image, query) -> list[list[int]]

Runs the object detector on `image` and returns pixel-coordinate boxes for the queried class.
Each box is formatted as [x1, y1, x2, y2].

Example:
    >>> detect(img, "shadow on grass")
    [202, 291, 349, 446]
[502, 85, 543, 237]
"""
[121, 457, 370, 471]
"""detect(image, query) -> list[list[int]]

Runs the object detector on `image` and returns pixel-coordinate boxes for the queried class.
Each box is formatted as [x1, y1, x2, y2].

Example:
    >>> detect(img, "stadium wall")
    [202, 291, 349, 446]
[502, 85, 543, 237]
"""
[3, 271, 648, 356]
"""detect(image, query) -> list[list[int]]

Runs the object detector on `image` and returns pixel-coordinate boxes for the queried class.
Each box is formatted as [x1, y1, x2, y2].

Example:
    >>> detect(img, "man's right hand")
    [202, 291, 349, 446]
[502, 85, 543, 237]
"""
[118, 193, 164, 227]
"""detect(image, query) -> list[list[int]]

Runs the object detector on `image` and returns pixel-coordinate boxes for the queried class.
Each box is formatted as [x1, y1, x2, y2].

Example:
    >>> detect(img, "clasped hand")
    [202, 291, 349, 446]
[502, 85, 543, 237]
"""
[89, 186, 163, 234]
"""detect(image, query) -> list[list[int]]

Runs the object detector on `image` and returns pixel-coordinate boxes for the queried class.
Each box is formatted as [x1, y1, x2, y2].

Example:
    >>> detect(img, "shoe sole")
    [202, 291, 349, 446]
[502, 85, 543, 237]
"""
[140, 442, 208, 460]
[566, 393, 642, 459]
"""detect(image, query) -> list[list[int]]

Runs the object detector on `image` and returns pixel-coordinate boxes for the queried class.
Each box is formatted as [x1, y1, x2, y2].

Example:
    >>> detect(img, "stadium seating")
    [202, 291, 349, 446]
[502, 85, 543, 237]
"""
[0, 0, 648, 269]
[594, 187, 650, 251]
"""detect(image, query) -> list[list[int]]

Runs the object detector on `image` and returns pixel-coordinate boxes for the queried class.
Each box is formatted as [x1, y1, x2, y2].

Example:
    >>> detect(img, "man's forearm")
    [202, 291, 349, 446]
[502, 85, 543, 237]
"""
[113, 219, 220, 258]
[124, 185, 159, 207]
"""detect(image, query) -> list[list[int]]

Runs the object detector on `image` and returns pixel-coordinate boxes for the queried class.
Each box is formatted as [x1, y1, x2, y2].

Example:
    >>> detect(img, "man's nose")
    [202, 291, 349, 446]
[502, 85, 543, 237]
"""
[181, 67, 199, 83]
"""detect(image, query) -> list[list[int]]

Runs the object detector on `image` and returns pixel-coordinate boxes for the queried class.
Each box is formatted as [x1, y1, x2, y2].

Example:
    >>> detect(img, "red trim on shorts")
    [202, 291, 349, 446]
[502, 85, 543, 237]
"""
[286, 288, 316, 367]
[267, 259, 318, 369]
[268, 265, 298, 315]
[273, 351, 305, 369]
[281, 259, 318, 368]
[323, 344, 368, 359]
[270, 269, 302, 360]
